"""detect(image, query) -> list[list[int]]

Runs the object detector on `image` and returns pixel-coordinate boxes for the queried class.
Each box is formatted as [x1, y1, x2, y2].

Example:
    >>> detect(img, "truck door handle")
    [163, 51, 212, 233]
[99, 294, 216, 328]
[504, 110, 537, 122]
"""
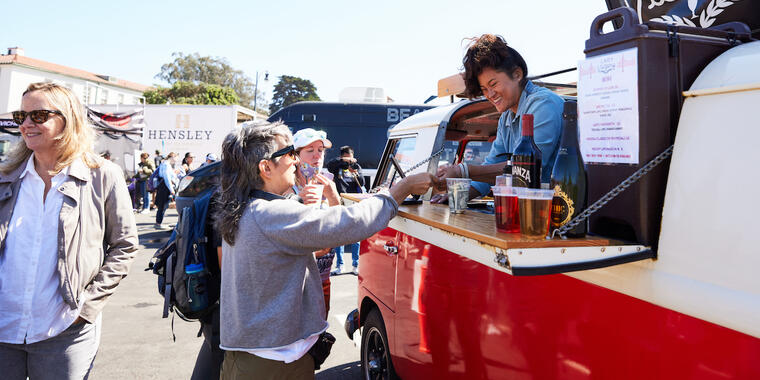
[383, 241, 398, 255]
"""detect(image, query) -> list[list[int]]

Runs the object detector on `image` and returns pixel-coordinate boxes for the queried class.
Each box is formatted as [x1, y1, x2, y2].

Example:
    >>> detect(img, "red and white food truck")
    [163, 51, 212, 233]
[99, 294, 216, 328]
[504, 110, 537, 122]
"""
[343, 8, 760, 380]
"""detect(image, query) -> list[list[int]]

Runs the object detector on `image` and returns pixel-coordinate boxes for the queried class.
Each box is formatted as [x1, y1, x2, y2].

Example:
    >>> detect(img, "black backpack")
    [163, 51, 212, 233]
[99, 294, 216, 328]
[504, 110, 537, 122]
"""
[149, 190, 218, 322]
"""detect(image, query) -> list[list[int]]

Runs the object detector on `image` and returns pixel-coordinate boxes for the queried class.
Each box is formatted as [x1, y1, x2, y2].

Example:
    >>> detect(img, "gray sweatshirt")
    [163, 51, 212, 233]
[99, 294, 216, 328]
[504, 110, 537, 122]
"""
[220, 191, 398, 350]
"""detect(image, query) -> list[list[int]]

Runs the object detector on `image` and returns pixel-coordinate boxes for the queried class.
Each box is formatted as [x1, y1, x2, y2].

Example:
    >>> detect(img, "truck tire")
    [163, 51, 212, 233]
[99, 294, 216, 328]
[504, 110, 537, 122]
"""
[361, 308, 398, 380]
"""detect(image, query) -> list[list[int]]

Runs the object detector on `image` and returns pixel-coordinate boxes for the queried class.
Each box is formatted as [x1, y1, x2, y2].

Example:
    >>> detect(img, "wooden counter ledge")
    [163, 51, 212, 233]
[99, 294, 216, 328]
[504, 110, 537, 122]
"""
[342, 194, 615, 250]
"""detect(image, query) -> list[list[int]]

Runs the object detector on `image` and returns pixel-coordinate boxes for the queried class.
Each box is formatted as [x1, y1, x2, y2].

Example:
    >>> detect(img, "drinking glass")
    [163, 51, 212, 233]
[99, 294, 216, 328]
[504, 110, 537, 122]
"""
[493, 186, 520, 233]
[446, 178, 471, 214]
[517, 188, 554, 237]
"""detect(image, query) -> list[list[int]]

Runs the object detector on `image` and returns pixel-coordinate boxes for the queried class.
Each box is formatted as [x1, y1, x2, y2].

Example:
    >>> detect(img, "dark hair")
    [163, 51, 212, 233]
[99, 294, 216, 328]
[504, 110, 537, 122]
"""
[140, 152, 149, 159]
[155, 150, 161, 155]
[182, 152, 193, 165]
[214, 120, 292, 245]
[340, 145, 353, 156]
[462, 34, 528, 98]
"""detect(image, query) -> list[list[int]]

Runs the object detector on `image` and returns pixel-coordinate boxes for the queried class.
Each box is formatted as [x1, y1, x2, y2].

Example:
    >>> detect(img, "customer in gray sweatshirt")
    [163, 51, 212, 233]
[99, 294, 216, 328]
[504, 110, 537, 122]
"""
[214, 121, 435, 379]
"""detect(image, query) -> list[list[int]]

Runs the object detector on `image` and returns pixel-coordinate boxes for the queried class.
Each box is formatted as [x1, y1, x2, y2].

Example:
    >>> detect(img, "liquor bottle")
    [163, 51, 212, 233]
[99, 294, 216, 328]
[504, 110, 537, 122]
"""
[550, 101, 588, 237]
[511, 114, 542, 188]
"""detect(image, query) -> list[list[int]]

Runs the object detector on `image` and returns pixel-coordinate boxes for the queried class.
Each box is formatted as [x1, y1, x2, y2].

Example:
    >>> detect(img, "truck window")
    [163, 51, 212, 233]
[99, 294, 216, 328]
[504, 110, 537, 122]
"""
[376, 136, 418, 188]
[438, 141, 458, 168]
[463, 141, 492, 165]
[437, 140, 492, 169]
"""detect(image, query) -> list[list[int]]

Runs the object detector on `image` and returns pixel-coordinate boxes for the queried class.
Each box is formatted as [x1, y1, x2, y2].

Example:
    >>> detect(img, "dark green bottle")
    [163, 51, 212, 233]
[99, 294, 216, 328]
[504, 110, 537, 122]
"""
[550, 101, 587, 237]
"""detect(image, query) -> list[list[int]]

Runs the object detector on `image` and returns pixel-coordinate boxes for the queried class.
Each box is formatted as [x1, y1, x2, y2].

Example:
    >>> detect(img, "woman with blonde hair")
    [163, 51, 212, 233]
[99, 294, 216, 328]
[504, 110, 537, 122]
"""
[0, 82, 138, 380]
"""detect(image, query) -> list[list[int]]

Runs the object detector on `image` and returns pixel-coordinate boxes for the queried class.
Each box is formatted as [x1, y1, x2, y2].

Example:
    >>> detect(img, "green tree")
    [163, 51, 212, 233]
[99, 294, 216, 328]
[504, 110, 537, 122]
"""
[155, 52, 259, 109]
[143, 81, 239, 105]
[269, 75, 321, 113]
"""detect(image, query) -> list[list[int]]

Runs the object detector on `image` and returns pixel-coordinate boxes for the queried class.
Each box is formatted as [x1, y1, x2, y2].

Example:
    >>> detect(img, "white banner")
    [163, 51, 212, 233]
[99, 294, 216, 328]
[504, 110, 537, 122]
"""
[142, 106, 235, 170]
[577, 48, 639, 165]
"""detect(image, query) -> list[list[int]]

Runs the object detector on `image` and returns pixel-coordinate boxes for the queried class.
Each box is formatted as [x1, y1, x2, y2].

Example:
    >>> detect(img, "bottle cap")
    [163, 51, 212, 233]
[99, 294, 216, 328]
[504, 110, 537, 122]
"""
[521, 114, 534, 136]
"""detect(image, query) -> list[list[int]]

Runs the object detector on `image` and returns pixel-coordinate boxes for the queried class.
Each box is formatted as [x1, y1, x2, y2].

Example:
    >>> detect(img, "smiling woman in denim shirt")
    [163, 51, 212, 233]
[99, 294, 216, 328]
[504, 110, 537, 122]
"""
[435, 34, 564, 199]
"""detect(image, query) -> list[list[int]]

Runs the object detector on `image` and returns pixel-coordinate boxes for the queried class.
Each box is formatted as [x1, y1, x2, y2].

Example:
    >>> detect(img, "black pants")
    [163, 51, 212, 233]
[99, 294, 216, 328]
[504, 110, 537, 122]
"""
[191, 307, 224, 380]
[155, 183, 171, 224]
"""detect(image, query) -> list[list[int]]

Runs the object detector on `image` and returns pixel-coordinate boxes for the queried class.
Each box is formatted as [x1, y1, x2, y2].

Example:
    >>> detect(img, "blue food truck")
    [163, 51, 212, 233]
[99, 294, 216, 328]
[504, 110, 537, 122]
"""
[268, 101, 434, 181]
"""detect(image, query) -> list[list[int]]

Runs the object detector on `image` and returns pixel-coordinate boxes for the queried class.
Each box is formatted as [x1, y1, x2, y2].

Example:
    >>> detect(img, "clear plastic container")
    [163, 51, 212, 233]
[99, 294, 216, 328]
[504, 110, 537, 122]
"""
[517, 188, 554, 237]
[446, 178, 471, 214]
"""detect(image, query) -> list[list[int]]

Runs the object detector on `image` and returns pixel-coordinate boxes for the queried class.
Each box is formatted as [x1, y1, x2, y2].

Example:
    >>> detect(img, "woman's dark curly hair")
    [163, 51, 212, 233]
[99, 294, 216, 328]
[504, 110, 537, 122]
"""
[462, 34, 528, 98]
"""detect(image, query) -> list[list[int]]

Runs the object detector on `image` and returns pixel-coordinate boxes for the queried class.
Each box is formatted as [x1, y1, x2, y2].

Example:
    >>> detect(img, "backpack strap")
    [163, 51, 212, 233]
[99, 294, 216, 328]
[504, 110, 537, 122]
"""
[186, 191, 213, 266]
[162, 253, 173, 319]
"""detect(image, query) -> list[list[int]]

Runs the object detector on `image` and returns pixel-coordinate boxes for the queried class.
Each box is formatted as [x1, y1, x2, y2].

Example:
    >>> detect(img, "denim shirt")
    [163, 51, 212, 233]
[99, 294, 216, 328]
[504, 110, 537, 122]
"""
[472, 80, 564, 196]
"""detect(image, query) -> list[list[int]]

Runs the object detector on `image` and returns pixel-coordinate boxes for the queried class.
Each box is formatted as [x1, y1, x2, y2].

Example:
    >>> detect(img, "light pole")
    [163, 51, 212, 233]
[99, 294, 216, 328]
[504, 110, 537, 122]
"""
[253, 70, 269, 117]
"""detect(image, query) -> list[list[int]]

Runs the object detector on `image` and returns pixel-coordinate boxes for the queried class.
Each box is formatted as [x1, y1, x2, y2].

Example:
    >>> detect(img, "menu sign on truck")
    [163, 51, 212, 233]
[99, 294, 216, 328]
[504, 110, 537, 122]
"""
[577, 47, 639, 165]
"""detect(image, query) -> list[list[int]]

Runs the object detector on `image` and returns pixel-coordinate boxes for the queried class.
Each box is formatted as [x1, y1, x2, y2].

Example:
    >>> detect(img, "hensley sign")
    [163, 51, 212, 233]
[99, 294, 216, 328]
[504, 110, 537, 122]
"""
[147, 129, 213, 140]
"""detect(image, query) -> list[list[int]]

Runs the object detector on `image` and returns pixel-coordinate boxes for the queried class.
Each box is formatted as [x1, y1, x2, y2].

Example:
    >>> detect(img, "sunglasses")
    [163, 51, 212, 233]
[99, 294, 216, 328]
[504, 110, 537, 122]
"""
[269, 145, 297, 161]
[12, 109, 64, 125]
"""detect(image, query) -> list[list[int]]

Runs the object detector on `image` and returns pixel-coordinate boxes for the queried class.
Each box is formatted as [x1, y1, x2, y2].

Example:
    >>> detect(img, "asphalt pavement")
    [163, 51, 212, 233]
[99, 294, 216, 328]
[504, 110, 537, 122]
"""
[90, 208, 362, 379]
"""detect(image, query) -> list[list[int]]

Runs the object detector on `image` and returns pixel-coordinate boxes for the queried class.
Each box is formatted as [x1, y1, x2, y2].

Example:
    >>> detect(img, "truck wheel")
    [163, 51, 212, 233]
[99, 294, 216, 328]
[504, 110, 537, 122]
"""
[361, 308, 397, 380]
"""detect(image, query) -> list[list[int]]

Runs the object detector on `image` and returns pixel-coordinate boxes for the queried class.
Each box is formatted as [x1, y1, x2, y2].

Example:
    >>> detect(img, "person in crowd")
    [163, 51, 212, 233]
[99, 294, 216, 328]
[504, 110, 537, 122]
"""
[136, 152, 155, 213]
[215, 121, 435, 379]
[434, 34, 564, 200]
[201, 153, 218, 167]
[193, 129, 333, 379]
[127, 176, 139, 210]
[326, 145, 364, 275]
[0, 82, 139, 380]
[154, 149, 163, 168]
[326, 145, 365, 194]
[155, 152, 178, 229]
[150, 150, 163, 210]
[180, 152, 195, 177]
[289, 128, 338, 316]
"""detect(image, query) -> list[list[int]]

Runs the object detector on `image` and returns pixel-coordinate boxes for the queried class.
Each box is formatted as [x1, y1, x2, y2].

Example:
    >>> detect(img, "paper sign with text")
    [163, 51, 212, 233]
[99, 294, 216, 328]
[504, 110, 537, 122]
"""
[577, 48, 639, 165]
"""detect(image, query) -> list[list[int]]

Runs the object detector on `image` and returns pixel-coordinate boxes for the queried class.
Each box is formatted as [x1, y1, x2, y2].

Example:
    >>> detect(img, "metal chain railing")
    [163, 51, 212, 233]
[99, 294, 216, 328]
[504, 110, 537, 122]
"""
[550, 144, 674, 239]
[369, 148, 445, 193]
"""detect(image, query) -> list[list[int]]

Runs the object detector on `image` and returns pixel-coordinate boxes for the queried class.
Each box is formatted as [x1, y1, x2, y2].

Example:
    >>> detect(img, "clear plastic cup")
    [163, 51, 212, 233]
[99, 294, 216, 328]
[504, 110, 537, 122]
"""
[517, 188, 554, 237]
[495, 175, 511, 187]
[303, 183, 324, 208]
[493, 186, 520, 233]
[446, 178, 471, 214]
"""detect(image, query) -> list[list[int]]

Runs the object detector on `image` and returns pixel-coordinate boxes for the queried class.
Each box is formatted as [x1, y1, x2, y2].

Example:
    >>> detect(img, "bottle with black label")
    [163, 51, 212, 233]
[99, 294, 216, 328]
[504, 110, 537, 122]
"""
[511, 114, 541, 188]
[501, 153, 513, 176]
[550, 101, 587, 237]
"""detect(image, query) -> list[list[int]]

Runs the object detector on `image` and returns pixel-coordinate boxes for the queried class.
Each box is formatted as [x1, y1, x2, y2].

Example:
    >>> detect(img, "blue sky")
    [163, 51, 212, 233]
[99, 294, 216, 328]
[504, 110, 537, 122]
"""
[2, 1, 609, 105]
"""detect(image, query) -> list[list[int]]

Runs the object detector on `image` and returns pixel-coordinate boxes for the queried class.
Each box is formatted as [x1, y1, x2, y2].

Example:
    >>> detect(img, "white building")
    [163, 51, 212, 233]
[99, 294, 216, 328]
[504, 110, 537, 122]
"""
[0, 47, 149, 114]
